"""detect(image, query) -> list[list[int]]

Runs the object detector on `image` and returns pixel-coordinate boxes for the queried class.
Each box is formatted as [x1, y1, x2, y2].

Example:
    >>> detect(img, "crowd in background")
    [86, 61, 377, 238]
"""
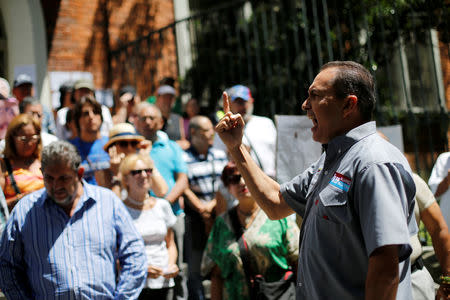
[0, 70, 448, 300]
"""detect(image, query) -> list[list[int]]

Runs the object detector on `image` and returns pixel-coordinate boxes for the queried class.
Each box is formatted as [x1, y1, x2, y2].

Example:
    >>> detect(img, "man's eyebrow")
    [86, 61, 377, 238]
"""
[308, 88, 318, 94]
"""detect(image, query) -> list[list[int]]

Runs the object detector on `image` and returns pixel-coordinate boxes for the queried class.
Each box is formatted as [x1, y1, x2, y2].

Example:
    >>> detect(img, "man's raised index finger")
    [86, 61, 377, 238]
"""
[223, 92, 230, 114]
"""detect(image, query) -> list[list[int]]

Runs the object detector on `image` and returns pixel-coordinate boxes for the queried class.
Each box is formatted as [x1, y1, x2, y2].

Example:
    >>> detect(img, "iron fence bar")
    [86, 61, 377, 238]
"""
[235, 10, 244, 84]
[242, 11, 254, 87]
[300, 0, 314, 82]
[377, 0, 399, 124]
[426, 16, 446, 114]
[192, 18, 202, 99]
[346, 2, 357, 61]
[221, 14, 236, 88]
[288, 0, 302, 102]
[409, 13, 435, 172]
[361, 1, 381, 123]
[260, 5, 275, 116]
[251, 12, 264, 107]
[332, 0, 344, 60]
[321, 0, 333, 61]
[271, 6, 284, 114]
[311, 0, 323, 66]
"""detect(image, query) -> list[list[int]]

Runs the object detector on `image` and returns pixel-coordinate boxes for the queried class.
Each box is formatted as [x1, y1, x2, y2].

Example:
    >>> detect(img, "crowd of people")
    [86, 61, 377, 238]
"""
[0, 61, 448, 300]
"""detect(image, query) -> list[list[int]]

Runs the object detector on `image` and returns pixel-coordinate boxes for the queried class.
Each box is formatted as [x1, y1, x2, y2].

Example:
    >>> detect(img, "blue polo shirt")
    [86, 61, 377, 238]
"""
[150, 135, 187, 215]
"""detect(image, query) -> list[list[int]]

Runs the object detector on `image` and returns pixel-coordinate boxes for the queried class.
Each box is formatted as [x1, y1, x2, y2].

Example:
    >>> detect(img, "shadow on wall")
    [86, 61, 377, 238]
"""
[83, 0, 158, 92]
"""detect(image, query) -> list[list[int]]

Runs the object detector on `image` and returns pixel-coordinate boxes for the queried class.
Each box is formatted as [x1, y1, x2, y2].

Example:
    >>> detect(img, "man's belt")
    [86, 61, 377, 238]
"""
[411, 255, 424, 273]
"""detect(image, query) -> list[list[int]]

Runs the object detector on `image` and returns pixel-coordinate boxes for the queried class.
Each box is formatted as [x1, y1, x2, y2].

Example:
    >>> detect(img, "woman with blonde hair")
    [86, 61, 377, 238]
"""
[119, 153, 178, 299]
[1, 114, 44, 211]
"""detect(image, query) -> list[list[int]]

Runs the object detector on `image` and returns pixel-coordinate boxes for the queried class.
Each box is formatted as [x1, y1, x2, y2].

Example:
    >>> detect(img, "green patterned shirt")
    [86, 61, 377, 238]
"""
[201, 209, 299, 300]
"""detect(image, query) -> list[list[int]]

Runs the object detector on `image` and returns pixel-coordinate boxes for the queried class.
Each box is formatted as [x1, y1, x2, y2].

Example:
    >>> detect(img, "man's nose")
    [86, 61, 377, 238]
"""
[301, 98, 310, 111]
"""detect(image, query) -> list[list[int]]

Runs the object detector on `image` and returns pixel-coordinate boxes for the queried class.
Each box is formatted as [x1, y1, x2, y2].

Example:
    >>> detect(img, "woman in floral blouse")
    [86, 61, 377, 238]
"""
[201, 162, 299, 300]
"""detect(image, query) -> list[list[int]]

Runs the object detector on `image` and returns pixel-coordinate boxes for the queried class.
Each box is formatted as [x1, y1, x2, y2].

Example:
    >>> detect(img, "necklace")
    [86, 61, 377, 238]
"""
[237, 206, 259, 227]
[126, 195, 152, 207]
[237, 205, 259, 217]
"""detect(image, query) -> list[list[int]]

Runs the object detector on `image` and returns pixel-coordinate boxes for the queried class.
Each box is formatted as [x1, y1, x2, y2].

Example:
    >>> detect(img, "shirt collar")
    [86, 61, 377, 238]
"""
[324, 121, 376, 163]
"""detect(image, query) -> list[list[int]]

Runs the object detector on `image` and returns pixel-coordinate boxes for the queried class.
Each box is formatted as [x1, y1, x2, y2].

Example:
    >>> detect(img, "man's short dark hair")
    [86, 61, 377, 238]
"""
[19, 96, 40, 114]
[73, 95, 103, 131]
[321, 61, 375, 121]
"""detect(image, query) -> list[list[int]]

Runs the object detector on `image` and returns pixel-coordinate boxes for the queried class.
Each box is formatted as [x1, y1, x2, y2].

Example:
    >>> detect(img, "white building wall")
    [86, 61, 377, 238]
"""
[0, 0, 49, 108]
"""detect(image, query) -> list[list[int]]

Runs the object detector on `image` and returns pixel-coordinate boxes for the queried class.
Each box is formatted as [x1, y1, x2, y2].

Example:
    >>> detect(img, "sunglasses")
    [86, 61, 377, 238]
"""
[227, 174, 242, 185]
[117, 140, 139, 148]
[130, 168, 153, 176]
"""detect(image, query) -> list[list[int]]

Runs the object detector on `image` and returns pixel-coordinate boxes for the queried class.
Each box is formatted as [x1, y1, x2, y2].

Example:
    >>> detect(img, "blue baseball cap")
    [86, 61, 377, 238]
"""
[227, 85, 252, 101]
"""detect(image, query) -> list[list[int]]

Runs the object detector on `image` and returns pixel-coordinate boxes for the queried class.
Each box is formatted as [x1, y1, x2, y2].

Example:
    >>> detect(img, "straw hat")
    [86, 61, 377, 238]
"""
[103, 123, 144, 151]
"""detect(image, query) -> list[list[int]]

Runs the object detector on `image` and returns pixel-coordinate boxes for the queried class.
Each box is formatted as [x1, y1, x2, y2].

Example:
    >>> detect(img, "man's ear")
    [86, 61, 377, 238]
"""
[342, 95, 358, 118]
[77, 167, 84, 180]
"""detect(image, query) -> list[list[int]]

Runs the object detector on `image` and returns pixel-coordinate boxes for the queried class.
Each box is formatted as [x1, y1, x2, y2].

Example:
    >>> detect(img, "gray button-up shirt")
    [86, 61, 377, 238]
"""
[280, 121, 416, 300]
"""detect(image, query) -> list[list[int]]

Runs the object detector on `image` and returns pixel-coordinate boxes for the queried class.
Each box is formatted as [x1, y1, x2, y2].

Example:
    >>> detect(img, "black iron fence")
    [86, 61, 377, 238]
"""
[110, 0, 449, 177]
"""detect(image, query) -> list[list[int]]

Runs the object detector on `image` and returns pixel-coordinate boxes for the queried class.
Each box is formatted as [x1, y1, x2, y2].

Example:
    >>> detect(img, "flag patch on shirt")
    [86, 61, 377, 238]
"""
[329, 172, 351, 192]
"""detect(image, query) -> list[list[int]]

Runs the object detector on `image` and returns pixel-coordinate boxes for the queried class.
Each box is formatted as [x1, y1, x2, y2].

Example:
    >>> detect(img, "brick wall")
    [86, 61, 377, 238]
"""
[47, 0, 178, 99]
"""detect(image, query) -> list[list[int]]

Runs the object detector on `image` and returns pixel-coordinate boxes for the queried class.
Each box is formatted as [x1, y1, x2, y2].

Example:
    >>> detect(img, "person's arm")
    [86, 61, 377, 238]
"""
[422, 202, 450, 274]
[435, 170, 450, 198]
[114, 197, 147, 299]
[150, 167, 169, 198]
[210, 265, 223, 300]
[365, 245, 399, 300]
[215, 92, 293, 220]
[165, 172, 188, 205]
[112, 94, 130, 124]
[184, 188, 208, 216]
[420, 202, 450, 299]
[163, 228, 179, 279]
[0, 217, 33, 299]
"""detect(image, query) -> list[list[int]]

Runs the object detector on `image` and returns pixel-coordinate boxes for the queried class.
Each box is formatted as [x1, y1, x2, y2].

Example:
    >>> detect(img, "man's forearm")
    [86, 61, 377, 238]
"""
[184, 188, 205, 213]
[422, 202, 450, 275]
[365, 245, 399, 300]
[166, 173, 188, 204]
[435, 176, 450, 198]
[228, 144, 293, 220]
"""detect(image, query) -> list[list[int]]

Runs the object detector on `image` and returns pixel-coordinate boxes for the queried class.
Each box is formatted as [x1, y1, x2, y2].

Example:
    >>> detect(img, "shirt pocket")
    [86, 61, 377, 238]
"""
[317, 185, 352, 224]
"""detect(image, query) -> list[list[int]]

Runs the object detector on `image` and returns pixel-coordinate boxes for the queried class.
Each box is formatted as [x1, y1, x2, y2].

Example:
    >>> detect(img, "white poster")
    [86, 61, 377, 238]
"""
[378, 124, 404, 152]
[275, 115, 322, 184]
[48, 71, 93, 109]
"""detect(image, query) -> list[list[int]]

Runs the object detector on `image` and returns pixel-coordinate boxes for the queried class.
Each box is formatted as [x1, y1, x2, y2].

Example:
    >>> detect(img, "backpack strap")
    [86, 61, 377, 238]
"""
[3, 158, 21, 195]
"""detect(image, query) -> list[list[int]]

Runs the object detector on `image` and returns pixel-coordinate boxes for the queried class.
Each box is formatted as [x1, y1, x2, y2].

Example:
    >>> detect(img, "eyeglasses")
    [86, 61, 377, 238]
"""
[116, 140, 139, 148]
[15, 135, 40, 142]
[227, 174, 242, 185]
[130, 168, 153, 176]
